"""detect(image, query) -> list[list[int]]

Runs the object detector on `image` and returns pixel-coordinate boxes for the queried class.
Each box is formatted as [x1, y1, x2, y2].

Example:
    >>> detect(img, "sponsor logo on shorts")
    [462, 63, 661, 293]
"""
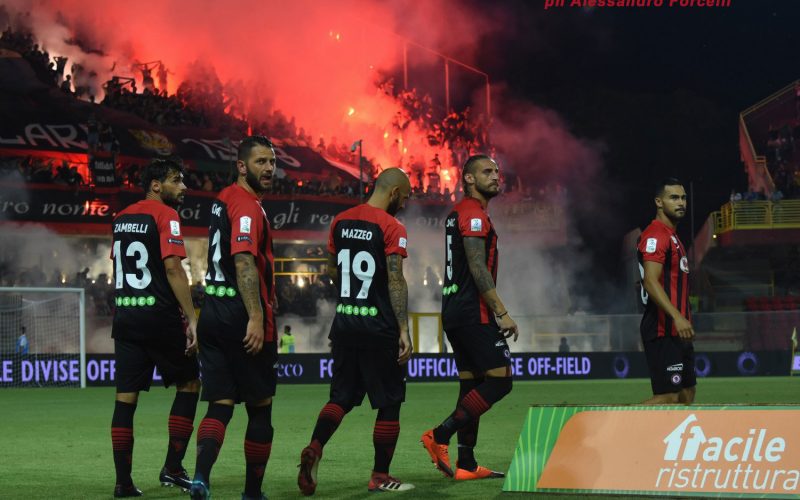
[236, 235, 252, 243]
[495, 340, 506, 347]
[667, 363, 683, 372]
[167, 238, 184, 245]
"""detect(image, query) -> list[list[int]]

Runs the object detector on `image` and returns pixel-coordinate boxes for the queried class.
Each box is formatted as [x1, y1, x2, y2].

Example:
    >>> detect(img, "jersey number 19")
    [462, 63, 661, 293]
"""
[338, 249, 375, 299]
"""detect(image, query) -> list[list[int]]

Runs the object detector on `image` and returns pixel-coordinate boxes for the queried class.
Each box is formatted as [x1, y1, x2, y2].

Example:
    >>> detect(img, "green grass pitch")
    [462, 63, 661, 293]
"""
[1, 378, 799, 499]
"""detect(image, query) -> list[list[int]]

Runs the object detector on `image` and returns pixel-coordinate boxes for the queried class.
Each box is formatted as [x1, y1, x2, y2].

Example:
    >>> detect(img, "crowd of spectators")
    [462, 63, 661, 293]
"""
[0, 156, 85, 186]
[1, 11, 499, 203]
[764, 121, 800, 199]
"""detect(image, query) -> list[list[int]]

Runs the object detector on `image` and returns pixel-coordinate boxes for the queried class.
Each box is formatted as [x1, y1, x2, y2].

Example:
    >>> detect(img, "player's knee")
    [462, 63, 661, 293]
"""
[116, 391, 139, 404]
[177, 379, 201, 393]
[328, 400, 354, 415]
[484, 376, 513, 402]
[650, 392, 680, 404]
[377, 402, 401, 421]
[679, 386, 696, 404]
[249, 397, 272, 407]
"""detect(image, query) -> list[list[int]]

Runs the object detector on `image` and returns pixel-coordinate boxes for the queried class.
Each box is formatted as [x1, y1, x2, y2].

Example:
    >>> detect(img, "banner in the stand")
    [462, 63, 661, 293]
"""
[89, 151, 117, 187]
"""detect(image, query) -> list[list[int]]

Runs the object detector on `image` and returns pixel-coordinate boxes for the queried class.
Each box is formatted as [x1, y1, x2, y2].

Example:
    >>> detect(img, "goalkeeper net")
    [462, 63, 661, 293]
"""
[0, 287, 86, 388]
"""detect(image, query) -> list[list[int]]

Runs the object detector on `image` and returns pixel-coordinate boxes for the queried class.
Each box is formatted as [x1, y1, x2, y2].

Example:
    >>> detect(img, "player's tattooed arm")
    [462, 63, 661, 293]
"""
[464, 236, 497, 294]
[387, 254, 409, 333]
[387, 253, 413, 363]
[464, 236, 519, 340]
[234, 253, 263, 321]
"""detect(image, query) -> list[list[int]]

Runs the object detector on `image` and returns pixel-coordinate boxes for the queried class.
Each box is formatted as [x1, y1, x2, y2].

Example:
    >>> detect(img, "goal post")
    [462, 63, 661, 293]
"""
[0, 287, 86, 388]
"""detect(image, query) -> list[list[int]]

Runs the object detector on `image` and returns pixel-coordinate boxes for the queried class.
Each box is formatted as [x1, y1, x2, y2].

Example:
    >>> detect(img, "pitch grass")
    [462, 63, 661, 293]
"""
[1, 378, 799, 500]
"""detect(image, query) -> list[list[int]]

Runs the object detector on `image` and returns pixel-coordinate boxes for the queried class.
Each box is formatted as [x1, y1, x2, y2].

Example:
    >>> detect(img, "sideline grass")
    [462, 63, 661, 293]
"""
[1, 378, 799, 499]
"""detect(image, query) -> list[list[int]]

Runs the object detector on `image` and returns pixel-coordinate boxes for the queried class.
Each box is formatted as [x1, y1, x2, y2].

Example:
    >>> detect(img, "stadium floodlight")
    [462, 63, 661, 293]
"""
[0, 287, 86, 388]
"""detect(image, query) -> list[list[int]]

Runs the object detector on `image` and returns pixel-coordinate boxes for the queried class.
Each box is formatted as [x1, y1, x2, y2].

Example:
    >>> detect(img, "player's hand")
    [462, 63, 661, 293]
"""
[398, 331, 413, 365]
[498, 314, 519, 342]
[673, 315, 694, 340]
[243, 318, 264, 355]
[184, 322, 198, 356]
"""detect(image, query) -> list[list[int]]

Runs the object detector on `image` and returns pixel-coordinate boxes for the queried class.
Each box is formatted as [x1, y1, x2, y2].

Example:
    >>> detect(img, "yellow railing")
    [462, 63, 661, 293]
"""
[274, 257, 327, 277]
[712, 200, 800, 235]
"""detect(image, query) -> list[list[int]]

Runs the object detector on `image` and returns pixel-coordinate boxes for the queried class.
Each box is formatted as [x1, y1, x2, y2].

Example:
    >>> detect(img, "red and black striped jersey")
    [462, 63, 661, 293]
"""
[111, 199, 186, 340]
[441, 197, 499, 330]
[202, 184, 276, 342]
[327, 204, 408, 347]
[637, 219, 690, 340]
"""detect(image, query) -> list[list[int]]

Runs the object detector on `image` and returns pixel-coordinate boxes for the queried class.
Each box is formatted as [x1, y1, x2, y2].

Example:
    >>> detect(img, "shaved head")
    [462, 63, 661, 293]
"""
[370, 167, 411, 216]
[374, 167, 411, 193]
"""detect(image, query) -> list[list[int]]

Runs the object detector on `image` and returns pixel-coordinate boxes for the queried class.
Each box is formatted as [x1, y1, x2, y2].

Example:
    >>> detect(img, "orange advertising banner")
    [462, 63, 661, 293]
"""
[537, 409, 799, 495]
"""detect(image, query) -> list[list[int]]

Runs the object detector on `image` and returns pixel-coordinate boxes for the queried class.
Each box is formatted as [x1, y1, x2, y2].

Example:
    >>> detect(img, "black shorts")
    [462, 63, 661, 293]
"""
[644, 335, 696, 395]
[198, 314, 277, 404]
[329, 342, 406, 410]
[114, 336, 199, 393]
[445, 324, 512, 374]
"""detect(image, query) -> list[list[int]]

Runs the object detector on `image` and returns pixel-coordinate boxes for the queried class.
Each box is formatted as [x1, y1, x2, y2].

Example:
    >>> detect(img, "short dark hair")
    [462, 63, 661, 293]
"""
[461, 154, 493, 194]
[237, 135, 274, 162]
[655, 177, 683, 197]
[141, 158, 183, 193]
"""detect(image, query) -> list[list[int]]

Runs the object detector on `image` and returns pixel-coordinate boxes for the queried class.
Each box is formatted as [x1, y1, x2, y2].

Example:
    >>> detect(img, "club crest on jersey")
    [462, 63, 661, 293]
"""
[470, 218, 482, 232]
[680, 256, 689, 273]
[399, 237, 407, 248]
[240, 216, 252, 234]
[645, 237, 657, 253]
[169, 220, 181, 236]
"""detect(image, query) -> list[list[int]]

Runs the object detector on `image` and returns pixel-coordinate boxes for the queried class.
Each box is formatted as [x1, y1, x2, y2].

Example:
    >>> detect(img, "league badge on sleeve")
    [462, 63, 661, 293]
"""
[169, 220, 181, 236]
[240, 216, 252, 234]
[399, 237, 407, 249]
[646, 238, 657, 253]
[470, 218, 482, 232]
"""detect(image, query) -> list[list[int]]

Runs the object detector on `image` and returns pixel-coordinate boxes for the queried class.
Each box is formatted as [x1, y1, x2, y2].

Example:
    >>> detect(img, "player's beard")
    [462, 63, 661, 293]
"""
[245, 168, 268, 195]
[387, 193, 402, 216]
[162, 190, 183, 208]
[475, 183, 500, 200]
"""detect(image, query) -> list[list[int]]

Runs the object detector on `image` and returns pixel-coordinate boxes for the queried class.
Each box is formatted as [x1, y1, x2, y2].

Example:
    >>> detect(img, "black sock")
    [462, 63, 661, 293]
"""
[244, 404, 273, 498]
[373, 404, 401, 474]
[456, 378, 482, 470]
[111, 400, 137, 486]
[164, 391, 199, 471]
[309, 402, 349, 453]
[433, 376, 512, 444]
[193, 403, 234, 485]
